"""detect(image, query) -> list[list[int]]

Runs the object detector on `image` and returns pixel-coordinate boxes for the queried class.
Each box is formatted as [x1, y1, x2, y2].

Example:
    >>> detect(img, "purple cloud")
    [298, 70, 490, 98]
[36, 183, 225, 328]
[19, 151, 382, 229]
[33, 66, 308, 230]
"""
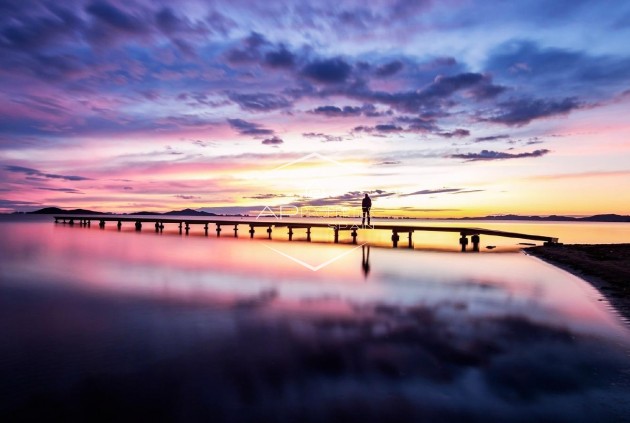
[261, 136, 284, 145]
[301, 57, 352, 84]
[375, 60, 404, 77]
[228, 93, 291, 112]
[227, 119, 274, 136]
[450, 149, 551, 161]
[5, 165, 91, 181]
[488, 98, 581, 126]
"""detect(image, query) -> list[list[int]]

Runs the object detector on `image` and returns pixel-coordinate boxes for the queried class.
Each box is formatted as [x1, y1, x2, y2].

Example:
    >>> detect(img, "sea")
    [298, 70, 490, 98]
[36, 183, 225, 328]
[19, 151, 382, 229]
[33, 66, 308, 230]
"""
[1, 214, 629, 422]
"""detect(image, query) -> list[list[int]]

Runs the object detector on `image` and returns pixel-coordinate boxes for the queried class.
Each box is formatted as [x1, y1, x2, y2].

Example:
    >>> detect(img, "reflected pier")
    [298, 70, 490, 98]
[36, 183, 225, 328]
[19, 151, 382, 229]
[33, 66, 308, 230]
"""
[53, 215, 560, 249]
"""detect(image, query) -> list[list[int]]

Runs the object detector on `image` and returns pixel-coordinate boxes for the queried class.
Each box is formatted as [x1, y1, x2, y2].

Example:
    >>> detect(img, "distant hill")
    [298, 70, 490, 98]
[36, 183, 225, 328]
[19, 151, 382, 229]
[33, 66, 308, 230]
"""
[26, 207, 629, 222]
[449, 214, 630, 222]
[162, 208, 218, 216]
[29, 207, 107, 215]
[29, 207, 217, 217]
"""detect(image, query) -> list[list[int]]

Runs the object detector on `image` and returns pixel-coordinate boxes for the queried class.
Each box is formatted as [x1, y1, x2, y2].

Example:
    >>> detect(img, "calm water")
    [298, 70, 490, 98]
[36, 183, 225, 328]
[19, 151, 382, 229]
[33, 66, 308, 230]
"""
[1, 216, 629, 422]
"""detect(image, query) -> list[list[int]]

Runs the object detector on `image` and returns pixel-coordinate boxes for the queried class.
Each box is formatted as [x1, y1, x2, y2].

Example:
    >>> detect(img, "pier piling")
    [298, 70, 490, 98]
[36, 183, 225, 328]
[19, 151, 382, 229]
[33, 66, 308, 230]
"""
[392, 230, 400, 248]
[52, 215, 560, 249]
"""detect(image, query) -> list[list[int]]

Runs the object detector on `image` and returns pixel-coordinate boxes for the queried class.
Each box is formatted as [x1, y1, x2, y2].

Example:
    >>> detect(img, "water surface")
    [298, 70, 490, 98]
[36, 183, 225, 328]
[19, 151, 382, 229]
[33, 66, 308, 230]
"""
[1, 216, 629, 422]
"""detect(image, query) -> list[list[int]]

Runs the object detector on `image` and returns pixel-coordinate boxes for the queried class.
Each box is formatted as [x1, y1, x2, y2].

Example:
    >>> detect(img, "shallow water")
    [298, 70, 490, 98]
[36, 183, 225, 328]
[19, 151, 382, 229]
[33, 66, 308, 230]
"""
[1, 217, 629, 422]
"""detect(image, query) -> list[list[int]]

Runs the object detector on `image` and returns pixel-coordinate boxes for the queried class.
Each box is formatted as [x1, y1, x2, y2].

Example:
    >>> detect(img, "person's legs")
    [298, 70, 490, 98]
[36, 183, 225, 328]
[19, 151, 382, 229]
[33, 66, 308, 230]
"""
[367, 208, 370, 226]
[362, 207, 367, 226]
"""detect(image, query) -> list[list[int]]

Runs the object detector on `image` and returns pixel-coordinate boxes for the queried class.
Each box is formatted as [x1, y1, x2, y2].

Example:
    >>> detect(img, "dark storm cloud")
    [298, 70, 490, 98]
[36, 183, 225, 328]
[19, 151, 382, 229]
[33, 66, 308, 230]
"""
[375, 60, 404, 77]
[261, 136, 284, 145]
[227, 119, 274, 136]
[228, 93, 292, 112]
[487, 97, 581, 126]
[301, 57, 352, 84]
[5, 165, 92, 181]
[450, 149, 550, 161]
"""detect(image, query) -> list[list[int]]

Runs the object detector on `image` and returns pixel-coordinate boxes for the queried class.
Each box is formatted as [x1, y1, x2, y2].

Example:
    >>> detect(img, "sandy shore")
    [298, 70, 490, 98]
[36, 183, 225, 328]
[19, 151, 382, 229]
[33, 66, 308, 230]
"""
[526, 244, 630, 322]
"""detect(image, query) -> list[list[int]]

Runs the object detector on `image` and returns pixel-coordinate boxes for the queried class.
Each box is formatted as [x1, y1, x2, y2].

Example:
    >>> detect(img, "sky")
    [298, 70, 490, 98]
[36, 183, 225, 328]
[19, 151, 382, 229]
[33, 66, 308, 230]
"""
[1, 0, 629, 217]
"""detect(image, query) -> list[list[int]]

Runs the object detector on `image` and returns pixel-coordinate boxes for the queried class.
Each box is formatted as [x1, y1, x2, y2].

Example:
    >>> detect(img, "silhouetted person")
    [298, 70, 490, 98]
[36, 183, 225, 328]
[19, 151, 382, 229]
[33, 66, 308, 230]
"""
[471, 234, 480, 252]
[362, 245, 370, 278]
[361, 193, 372, 227]
[459, 233, 468, 252]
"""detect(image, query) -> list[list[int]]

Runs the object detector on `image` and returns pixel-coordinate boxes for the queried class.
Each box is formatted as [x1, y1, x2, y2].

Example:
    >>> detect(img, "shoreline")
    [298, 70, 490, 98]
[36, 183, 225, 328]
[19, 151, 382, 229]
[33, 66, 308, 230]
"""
[526, 244, 630, 323]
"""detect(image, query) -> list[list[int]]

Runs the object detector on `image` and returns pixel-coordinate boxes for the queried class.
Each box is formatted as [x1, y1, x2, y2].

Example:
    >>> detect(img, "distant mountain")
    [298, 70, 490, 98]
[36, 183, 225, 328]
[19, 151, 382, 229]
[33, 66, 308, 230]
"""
[26, 207, 629, 222]
[579, 214, 630, 222]
[29, 207, 107, 215]
[162, 208, 217, 216]
[449, 214, 630, 222]
[28, 207, 218, 217]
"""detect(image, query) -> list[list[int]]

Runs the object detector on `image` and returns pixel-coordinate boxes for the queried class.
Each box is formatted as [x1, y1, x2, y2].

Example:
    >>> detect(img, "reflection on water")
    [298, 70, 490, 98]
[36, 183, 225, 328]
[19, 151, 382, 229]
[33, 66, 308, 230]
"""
[1, 217, 629, 422]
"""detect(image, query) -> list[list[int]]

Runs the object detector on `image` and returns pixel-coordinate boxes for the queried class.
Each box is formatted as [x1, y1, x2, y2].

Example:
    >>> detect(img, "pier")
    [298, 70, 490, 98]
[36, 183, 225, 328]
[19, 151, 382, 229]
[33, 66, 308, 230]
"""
[53, 215, 559, 249]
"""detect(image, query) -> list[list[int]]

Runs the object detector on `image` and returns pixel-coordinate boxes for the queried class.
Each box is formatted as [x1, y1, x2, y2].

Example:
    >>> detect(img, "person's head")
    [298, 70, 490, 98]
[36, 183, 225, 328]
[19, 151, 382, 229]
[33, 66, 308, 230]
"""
[365, 193, 369, 197]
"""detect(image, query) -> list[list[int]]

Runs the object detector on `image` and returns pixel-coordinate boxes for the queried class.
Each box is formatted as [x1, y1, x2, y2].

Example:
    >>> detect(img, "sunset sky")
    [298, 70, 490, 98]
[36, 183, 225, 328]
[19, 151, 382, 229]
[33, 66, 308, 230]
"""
[1, 0, 629, 216]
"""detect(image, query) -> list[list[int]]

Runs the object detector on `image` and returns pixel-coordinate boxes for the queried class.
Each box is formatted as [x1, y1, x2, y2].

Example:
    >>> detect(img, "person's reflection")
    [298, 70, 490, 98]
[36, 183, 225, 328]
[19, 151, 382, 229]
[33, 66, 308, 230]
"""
[362, 245, 371, 278]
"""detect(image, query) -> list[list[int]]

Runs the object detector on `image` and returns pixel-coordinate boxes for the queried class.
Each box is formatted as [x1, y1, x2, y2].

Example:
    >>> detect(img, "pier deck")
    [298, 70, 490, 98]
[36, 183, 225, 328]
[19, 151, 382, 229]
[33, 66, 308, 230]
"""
[53, 215, 559, 250]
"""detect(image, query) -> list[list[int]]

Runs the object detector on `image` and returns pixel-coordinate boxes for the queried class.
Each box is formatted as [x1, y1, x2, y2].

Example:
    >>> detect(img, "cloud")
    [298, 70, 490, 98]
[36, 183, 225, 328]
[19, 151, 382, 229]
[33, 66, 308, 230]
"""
[354, 124, 404, 134]
[400, 188, 465, 197]
[486, 40, 630, 95]
[224, 31, 267, 64]
[475, 134, 510, 142]
[243, 193, 291, 199]
[339, 72, 504, 115]
[261, 136, 284, 145]
[5, 165, 91, 181]
[0, 198, 42, 209]
[263, 45, 296, 68]
[296, 189, 396, 207]
[450, 149, 550, 161]
[228, 93, 291, 112]
[174, 194, 201, 200]
[487, 97, 581, 126]
[87, 2, 145, 33]
[375, 60, 404, 77]
[38, 187, 83, 194]
[437, 129, 470, 138]
[302, 132, 343, 142]
[301, 57, 352, 84]
[310, 105, 362, 117]
[450, 189, 485, 194]
[227, 119, 274, 136]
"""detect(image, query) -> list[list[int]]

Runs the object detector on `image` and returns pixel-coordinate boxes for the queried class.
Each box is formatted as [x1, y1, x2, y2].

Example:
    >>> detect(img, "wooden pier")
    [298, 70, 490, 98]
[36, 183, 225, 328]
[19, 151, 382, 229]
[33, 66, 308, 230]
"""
[53, 215, 559, 250]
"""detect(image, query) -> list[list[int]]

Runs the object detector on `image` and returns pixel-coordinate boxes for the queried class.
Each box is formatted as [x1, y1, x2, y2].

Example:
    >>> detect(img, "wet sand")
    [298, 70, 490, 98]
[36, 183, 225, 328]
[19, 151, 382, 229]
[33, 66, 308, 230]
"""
[526, 244, 630, 322]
